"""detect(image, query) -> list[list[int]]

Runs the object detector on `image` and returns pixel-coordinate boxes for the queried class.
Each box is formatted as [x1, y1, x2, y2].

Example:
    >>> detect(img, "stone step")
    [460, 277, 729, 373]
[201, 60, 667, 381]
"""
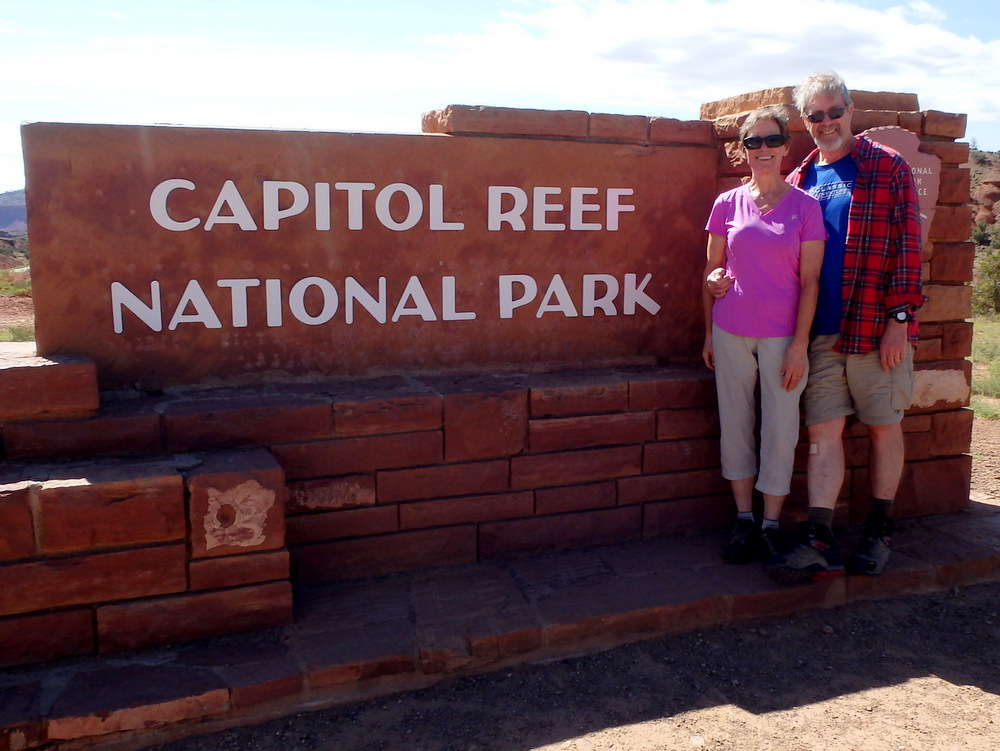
[0, 342, 99, 424]
[2, 494, 999, 750]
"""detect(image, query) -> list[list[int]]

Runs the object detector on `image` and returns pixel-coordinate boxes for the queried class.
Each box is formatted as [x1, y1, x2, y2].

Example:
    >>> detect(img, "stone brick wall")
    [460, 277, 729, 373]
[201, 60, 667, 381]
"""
[0, 90, 973, 668]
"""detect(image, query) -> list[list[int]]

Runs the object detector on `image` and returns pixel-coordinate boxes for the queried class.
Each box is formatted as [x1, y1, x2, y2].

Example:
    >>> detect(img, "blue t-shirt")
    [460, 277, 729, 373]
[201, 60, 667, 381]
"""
[800, 155, 857, 336]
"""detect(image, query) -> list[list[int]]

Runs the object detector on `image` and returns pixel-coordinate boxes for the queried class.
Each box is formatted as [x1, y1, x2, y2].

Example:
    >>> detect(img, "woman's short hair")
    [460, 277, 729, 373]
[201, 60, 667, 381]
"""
[739, 104, 790, 142]
[793, 71, 853, 113]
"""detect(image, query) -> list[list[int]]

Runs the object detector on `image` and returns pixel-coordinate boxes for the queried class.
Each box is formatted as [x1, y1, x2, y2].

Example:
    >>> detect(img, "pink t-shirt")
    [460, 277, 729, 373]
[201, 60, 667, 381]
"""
[705, 184, 826, 338]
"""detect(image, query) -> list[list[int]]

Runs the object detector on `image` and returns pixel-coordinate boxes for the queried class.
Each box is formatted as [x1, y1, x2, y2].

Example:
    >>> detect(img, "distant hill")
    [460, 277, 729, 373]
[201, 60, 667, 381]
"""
[968, 149, 1000, 231]
[0, 190, 26, 234]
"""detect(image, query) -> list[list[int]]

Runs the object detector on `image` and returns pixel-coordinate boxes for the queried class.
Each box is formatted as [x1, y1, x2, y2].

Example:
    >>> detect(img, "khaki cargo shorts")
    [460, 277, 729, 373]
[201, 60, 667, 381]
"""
[803, 334, 914, 427]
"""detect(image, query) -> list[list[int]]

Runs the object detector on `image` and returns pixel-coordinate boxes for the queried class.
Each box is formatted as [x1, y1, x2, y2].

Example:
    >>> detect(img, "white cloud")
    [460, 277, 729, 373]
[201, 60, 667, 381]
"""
[3, 0, 1000, 192]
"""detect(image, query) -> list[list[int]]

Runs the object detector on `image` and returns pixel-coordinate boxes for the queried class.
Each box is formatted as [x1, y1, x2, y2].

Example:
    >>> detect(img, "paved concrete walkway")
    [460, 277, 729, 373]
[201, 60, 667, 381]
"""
[4, 495, 1000, 751]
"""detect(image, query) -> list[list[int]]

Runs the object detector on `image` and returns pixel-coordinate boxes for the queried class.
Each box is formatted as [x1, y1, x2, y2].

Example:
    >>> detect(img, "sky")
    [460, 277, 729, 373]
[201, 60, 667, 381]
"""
[2, 0, 1000, 194]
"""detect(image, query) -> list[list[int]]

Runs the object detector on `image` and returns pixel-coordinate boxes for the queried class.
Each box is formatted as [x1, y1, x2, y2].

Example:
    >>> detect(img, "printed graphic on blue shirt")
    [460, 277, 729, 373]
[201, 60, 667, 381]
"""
[801, 155, 858, 336]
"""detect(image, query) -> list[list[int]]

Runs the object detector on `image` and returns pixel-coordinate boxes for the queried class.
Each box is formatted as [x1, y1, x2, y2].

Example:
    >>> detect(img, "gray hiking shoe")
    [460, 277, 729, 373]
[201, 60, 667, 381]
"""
[765, 521, 844, 585]
[846, 514, 894, 576]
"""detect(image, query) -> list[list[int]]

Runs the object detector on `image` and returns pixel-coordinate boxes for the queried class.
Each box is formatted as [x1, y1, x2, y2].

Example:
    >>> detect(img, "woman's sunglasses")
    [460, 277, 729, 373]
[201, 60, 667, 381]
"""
[742, 134, 788, 150]
[805, 106, 846, 123]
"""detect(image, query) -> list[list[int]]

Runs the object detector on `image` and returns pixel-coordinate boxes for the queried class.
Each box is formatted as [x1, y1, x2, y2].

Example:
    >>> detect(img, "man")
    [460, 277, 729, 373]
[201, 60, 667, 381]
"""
[763, 71, 925, 583]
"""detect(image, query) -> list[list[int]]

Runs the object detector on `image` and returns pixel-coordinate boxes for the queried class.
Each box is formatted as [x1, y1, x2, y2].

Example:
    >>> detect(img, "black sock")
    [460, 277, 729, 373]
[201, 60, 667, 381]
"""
[808, 507, 835, 530]
[870, 497, 893, 518]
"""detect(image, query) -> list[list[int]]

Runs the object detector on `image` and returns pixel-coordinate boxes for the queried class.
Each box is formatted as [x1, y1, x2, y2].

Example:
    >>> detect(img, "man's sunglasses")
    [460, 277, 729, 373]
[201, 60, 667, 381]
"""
[805, 106, 846, 124]
[742, 134, 788, 150]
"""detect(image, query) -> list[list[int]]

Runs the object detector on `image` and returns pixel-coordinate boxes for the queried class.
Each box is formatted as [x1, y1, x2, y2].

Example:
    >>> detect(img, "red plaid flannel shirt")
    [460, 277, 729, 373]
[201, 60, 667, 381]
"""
[787, 135, 924, 355]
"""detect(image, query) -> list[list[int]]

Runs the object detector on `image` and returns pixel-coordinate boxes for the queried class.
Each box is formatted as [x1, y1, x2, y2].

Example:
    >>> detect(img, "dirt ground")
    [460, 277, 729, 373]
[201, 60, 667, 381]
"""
[4, 294, 1000, 750]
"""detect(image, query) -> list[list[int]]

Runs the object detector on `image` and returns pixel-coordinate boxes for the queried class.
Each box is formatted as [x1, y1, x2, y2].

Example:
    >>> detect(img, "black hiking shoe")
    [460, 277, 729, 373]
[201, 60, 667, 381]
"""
[846, 514, 894, 576]
[765, 521, 844, 584]
[722, 518, 759, 563]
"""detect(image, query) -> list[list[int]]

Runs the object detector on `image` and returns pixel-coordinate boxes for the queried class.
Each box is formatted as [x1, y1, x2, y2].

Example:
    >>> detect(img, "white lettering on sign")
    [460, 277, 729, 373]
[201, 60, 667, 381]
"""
[498, 273, 660, 319]
[487, 186, 634, 231]
[150, 179, 635, 233]
[111, 273, 660, 333]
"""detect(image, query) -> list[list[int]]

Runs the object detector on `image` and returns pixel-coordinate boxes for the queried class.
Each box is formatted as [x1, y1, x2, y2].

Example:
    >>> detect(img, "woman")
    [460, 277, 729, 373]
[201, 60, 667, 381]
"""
[702, 105, 825, 564]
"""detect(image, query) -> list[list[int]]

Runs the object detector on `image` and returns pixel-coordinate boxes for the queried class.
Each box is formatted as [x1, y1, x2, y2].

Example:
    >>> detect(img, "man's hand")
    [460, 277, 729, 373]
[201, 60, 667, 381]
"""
[706, 268, 734, 299]
[880, 320, 909, 372]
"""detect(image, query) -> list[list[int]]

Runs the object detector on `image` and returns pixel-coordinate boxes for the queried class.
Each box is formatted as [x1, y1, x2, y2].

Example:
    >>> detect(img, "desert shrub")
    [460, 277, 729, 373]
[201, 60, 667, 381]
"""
[974, 247, 1000, 315]
[0, 324, 33, 342]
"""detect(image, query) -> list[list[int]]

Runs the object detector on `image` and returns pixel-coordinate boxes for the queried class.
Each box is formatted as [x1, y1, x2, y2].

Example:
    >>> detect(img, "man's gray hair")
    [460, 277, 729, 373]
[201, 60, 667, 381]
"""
[793, 71, 853, 113]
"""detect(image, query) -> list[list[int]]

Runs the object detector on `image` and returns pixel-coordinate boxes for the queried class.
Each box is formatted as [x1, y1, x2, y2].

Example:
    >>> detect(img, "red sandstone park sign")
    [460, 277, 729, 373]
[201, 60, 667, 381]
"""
[21, 122, 716, 389]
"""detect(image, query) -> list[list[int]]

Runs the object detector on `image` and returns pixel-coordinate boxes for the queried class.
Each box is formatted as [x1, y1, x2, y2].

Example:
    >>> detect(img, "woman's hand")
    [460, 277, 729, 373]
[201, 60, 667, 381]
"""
[702, 332, 715, 371]
[781, 342, 807, 391]
[706, 267, 734, 299]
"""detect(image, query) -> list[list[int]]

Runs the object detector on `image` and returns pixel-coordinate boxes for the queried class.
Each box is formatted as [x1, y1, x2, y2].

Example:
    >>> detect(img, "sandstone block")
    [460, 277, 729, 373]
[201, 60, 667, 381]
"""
[272, 431, 442, 479]
[699, 87, 795, 120]
[399, 491, 533, 530]
[629, 370, 716, 410]
[0, 609, 94, 667]
[851, 91, 919, 111]
[923, 110, 967, 139]
[852, 110, 899, 132]
[97, 582, 294, 653]
[527, 411, 654, 453]
[0, 481, 35, 561]
[164, 393, 332, 452]
[910, 361, 971, 412]
[3, 411, 162, 460]
[649, 118, 714, 145]
[617, 468, 729, 505]
[529, 379, 629, 417]
[656, 407, 720, 440]
[0, 544, 187, 617]
[590, 113, 648, 142]
[442, 388, 527, 462]
[913, 337, 941, 363]
[941, 321, 974, 359]
[938, 166, 971, 205]
[898, 111, 923, 135]
[643, 437, 721, 474]
[378, 459, 510, 503]
[535, 481, 616, 515]
[0, 344, 98, 423]
[929, 409, 974, 456]
[287, 474, 376, 513]
[920, 283, 972, 322]
[333, 394, 441, 436]
[188, 549, 290, 591]
[918, 139, 969, 165]
[293, 526, 477, 582]
[186, 448, 287, 559]
[511, 445, 641, 489]
[929, 205, 974, 242]
[929, 242, 975, 283]
[422, 104, 590, 138]
[286, 505, 398, 544]
[39, 462, 185, 554]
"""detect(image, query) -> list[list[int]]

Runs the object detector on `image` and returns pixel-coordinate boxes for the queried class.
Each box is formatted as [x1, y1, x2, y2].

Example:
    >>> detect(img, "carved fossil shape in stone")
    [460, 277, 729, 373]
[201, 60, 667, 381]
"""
[203, 479, 274, 550]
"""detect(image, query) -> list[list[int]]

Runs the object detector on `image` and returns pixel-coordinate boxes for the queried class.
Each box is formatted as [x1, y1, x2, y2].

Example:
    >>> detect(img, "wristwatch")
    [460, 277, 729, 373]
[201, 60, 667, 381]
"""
[891, 309, 912, 323]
